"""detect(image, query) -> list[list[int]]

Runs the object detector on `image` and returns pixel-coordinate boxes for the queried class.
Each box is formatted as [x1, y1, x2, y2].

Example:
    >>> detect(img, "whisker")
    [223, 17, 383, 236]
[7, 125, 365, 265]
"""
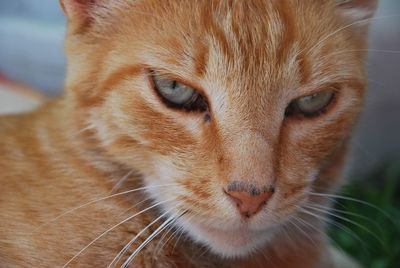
[304, 14, 400, 57]
[259, 246, 274, 267]
[61, 198, 175, 268]
[152, 211, 193, 256]
[292, 215, 324, 237]
[278, 222, 317, 265]
[292, 214, 347, 257]
[169, 211, 198, 255]
[308, 203, 383, 233]
[197, 243, 212, 262]
[108, 209, 175, 268]
[307, 192, 391, 219]
[117, 196, 154, 218]
[303, 204, 384, 246]
[33, 183, 179, 232]
[286, 217, 319, 248]
[122, 213, 182, 267]
[153, 226, 173, 255]
[317, 48, 400, 62]
[110, 170, 135, 193]
[296, 206, 369, 253]
[170, 225, 186, 255]
[359, 49, 400, 54]
[76, 124, 95, 135]
[117, 186, 179, 218]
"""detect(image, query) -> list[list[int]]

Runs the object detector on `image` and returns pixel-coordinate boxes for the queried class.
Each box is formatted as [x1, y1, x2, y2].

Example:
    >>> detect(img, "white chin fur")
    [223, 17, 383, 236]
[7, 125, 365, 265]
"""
[144, 178, 277, 257]
[175, 216, 276, 258]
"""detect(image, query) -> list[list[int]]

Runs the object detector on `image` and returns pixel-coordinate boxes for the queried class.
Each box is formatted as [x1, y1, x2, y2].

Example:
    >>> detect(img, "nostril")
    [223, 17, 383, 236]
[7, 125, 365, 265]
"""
[269, 186, 276, 193]
[224, 186, 274, 217]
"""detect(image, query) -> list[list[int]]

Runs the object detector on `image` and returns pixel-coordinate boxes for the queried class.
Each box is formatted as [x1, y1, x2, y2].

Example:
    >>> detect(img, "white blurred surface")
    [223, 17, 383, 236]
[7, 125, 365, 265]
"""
[0, 87, 41, 114]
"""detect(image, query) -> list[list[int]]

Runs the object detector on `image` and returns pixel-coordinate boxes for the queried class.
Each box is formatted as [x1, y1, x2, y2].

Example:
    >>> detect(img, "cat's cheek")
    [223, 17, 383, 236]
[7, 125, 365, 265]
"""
[141, 157, 185, 194]
[150, 156, 183, 182]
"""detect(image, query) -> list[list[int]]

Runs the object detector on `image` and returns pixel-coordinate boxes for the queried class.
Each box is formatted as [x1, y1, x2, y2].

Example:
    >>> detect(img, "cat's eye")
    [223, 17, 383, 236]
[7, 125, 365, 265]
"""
[150, 72, 207, 112]
[285, 90, 335, 117]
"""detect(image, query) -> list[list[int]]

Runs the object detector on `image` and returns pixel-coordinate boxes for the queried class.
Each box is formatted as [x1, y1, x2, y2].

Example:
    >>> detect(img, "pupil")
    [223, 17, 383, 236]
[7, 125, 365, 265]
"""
[309, 94, 317, 101]
[171, 80, 178, 89]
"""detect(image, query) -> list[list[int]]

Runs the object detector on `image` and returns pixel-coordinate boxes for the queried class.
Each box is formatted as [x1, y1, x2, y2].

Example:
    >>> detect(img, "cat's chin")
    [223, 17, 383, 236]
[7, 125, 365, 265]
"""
[177, 218, 277, 258]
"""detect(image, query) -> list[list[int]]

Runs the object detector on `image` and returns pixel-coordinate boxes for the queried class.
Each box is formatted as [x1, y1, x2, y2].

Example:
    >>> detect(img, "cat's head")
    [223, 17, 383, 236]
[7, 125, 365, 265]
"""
[61, 0, 377, 258]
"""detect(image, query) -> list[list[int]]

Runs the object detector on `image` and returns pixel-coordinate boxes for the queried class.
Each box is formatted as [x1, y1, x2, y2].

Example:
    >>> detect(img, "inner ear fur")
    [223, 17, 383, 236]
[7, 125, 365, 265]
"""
[335, 0, 378, 40]
[60, 0, 100, 34]
[60, 0, 96, 18]
[336, 0, 378, 22]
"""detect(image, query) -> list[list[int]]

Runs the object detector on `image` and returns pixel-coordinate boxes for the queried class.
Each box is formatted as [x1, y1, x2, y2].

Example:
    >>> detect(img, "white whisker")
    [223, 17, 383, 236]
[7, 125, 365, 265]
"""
[308, 203, 383, 232]
[110, 170, 135, 193]
[307, 192, 390, 219]
[293, 213, 347, 257]
[296, 206, 369, 252]
[287, 217, 319, 248]
[153, 226, 173, 255]
[318, 48, 400, 62]
[108, 209, 173, 268]
[122, 214, 180, 267]
[76, 124, 95, 135]
[33, 183, 179, 232]
[170, 225, 186, 255]
[304, 15, 400, 57]
[304, 204, 384, 245]
[117, 196, 154, 217]
[169, 211, 198, 255]
[61, 198, 175, 268]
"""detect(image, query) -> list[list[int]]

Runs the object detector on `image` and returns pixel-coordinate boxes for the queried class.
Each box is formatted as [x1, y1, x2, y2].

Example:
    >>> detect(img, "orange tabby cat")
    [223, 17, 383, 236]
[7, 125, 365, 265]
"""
[0, 0, 377, 267]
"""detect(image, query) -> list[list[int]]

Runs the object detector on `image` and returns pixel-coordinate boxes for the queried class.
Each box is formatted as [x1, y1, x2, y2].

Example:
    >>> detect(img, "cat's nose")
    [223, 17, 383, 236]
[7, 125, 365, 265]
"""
[224, 184, 275, 218]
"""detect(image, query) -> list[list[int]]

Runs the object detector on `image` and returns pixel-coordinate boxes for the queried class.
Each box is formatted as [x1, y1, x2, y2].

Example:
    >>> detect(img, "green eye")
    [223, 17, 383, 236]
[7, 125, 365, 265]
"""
[151, 72, 207, 112]
[286, 90, 335, 117]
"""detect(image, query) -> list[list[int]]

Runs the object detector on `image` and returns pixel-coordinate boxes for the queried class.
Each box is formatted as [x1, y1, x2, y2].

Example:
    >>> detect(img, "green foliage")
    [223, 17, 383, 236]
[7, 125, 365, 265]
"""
[329, 161, 400, 268]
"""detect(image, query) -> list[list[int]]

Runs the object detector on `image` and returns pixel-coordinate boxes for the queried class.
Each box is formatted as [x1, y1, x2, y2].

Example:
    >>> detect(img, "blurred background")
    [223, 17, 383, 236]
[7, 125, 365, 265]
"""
[0, 1, 399, 267]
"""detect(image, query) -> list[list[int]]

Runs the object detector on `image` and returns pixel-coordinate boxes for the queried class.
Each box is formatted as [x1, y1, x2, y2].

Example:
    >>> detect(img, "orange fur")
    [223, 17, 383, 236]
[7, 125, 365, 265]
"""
[0, 0, 377, 267]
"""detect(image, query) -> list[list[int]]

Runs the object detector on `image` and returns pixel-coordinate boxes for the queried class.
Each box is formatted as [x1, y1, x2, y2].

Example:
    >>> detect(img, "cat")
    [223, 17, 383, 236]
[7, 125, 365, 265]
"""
[0, 0, 377, 267]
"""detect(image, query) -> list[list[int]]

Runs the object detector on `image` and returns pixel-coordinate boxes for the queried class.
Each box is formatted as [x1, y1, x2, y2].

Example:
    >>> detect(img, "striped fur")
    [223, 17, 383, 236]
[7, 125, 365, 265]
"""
[0, 0, 376, 267]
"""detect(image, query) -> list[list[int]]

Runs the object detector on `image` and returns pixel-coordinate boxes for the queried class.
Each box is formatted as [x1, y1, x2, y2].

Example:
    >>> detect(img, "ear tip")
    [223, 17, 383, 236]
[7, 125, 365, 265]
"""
[59, 0, 67, 15]
[60, 0, 90, 20]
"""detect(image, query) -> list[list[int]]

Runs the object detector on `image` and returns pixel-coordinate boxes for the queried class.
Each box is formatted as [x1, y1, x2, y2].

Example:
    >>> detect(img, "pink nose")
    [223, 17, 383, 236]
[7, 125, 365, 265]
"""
[225, 188, 274, 218]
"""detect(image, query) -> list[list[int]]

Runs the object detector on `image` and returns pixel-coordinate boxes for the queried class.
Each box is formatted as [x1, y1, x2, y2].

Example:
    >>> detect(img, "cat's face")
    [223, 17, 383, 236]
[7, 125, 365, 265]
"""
[63, 0, 376, 258]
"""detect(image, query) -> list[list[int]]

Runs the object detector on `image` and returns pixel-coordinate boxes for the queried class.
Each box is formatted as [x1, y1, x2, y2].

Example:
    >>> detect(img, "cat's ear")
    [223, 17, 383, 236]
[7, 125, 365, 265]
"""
[60, 0, 91, 18]
[336, 0, 378, 25]
[60, 0, 96, 28]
